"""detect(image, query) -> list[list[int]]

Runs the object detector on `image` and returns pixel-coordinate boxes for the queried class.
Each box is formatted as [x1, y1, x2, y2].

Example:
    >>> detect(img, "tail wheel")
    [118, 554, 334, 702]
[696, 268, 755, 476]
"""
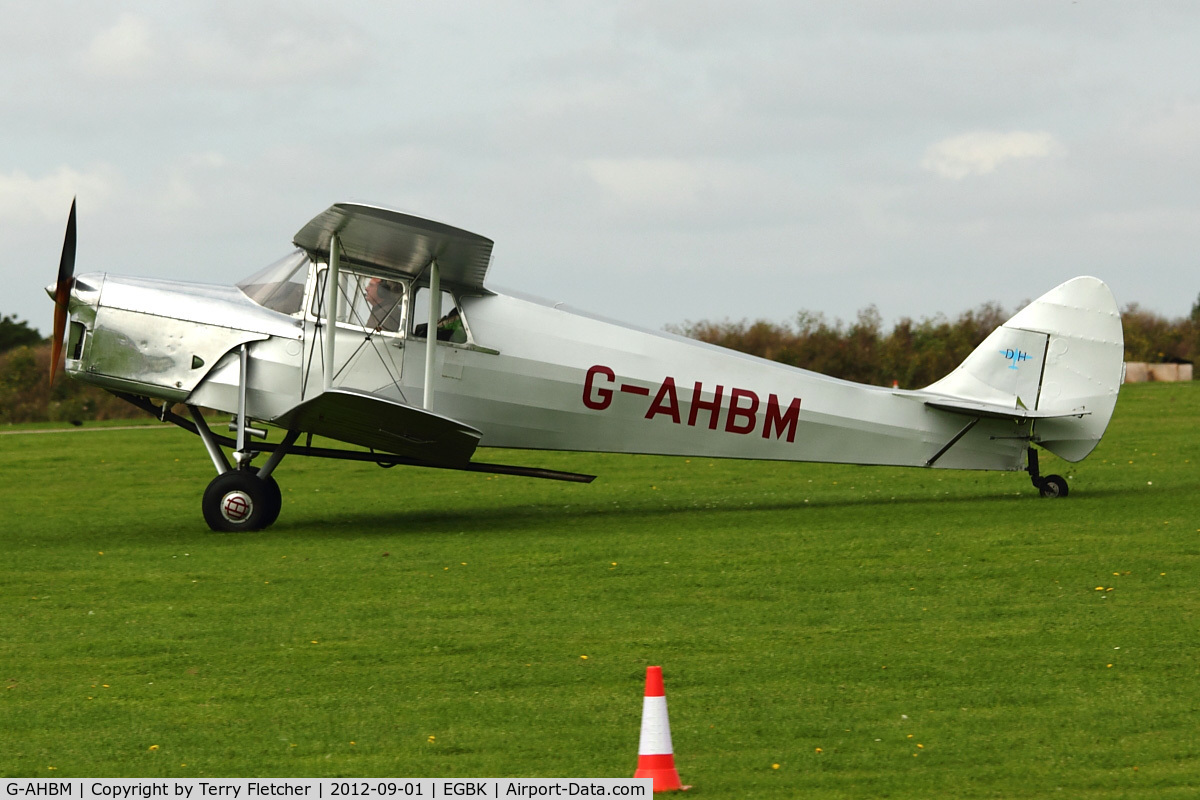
[203, 471, 273, 532]
[1038, 474, 1069, 498]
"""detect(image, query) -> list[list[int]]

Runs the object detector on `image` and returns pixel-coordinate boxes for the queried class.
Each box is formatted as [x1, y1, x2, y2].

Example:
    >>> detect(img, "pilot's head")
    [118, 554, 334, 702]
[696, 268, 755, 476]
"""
[367, 278, 401, 306]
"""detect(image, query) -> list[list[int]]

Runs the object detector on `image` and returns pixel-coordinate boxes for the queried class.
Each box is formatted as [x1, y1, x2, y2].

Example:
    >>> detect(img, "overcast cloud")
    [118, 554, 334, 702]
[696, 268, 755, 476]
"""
[4, 1, 1199, 335]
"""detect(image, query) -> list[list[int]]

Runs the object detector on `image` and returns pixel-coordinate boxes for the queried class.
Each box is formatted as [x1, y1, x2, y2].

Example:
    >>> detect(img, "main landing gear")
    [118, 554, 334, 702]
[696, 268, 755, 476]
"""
[192, 344, 298, 531]
[202, 469, 282, 532]
[1027, 447, 1069, 498]
[190, 401, 299, 532]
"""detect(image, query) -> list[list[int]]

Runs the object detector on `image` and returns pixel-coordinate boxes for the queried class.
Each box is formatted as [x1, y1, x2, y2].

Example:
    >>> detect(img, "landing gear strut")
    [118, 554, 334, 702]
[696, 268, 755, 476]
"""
[1027, 447, 1069, 498]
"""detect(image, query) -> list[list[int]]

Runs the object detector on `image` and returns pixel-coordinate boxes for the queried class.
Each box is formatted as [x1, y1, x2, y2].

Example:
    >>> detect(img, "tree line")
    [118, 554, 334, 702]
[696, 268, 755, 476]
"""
[669, 295, 1199, 389]
[1, 296, 1196, 424]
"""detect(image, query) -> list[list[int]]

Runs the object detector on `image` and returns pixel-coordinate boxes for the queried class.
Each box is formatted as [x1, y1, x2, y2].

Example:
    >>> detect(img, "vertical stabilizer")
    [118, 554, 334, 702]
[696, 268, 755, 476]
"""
[922, 277, 1123, 462]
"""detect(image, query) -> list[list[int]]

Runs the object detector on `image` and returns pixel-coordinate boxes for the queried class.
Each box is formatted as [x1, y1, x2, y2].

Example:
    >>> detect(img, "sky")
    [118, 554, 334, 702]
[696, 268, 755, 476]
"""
[5, 1, 1200, 337]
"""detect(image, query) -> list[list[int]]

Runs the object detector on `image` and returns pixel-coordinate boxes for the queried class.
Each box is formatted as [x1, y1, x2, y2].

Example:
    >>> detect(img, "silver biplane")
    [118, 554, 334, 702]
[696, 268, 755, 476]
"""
[48, 201, 1124, 531]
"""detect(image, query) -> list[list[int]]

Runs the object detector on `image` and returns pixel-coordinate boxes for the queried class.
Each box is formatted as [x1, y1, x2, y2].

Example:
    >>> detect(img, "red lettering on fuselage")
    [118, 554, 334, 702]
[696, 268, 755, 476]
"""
[645, 377, 681, 423]
[688, 381, 723, 429]
[725, 387, 759, 434]
[582, 365, 801, 442]
[583, 364, 615, 410]
[762, 394, 802, 443]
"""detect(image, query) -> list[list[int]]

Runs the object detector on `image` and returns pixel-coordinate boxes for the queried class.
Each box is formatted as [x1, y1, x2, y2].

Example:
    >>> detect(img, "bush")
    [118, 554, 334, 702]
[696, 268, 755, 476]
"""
[671, 301, 1196, 387]
[0, 342, 141, 424]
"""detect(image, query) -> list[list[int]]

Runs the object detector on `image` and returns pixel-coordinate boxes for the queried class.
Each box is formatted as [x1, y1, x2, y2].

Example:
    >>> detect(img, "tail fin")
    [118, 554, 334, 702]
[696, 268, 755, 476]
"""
[921, 276, 1123, 462]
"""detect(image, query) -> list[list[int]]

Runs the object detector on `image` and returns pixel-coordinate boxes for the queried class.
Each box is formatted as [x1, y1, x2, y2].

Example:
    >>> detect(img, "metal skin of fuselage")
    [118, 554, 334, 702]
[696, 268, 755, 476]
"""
[58, 262, 1121, 482]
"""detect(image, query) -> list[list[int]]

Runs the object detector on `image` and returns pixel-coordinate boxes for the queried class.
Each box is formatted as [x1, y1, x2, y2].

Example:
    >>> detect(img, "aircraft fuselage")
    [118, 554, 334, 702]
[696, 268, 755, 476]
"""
[63, 269, 1031, 474]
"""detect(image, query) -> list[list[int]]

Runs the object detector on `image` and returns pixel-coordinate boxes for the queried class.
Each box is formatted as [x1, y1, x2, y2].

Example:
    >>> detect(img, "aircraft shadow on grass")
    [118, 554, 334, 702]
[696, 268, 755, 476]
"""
[253, 481, 1146, 539]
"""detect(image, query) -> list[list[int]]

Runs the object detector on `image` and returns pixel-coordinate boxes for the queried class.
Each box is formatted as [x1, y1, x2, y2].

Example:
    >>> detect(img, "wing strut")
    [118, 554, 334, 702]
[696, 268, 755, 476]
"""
[423, 257, 440, 411]
[322, 233, 342, 391]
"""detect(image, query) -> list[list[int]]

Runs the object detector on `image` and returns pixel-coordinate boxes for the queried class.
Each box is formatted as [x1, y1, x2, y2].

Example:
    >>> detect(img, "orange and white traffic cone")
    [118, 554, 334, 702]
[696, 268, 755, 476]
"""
[633, 666, 691, 792]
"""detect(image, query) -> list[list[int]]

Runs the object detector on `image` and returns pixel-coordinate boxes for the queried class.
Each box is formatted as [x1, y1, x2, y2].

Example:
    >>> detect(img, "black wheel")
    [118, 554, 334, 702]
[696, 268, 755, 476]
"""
[203, 471, 272, 532]
[258, 472, 282, 529]
[1038, 474, 1069, 499]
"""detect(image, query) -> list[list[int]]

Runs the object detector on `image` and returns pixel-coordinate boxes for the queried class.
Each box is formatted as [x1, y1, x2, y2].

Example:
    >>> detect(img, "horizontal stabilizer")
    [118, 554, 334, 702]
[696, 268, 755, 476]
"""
[272, 388, 481, 467]
[920, 396, 1091, 421]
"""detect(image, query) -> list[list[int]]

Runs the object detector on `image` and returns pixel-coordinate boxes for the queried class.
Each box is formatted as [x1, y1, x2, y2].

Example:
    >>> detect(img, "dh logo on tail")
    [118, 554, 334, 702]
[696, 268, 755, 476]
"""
[1000, 348, 1032, 370]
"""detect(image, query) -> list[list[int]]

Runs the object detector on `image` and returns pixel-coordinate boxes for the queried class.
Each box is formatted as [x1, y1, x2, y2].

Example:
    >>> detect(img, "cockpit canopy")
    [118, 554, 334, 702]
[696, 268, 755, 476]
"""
[236, 250, 309, 315]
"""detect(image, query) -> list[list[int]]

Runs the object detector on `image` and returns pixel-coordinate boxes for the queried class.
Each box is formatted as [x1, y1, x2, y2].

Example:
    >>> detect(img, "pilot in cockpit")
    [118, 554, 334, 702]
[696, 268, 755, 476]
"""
[366, 278, 404, 332]
[414, 307, 465, 342]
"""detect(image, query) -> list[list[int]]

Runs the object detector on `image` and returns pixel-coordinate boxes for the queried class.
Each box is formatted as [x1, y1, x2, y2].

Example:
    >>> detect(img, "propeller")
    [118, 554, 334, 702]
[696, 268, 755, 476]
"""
[49, 198, 77, 386]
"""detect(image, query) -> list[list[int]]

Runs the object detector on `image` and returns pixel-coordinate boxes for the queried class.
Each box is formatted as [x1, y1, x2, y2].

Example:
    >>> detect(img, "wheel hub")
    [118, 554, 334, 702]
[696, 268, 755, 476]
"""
[220, 490, 253, 523]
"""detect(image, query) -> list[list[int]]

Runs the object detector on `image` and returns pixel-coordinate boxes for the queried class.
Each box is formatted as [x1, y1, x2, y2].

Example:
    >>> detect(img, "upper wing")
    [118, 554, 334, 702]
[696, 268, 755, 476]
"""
[293, 203, 495, 291]
[271, 388, 482, 467]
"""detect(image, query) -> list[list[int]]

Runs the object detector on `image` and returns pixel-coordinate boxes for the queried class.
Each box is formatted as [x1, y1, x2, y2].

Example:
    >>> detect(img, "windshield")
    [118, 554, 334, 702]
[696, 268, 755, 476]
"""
[237, 250, 310, 315]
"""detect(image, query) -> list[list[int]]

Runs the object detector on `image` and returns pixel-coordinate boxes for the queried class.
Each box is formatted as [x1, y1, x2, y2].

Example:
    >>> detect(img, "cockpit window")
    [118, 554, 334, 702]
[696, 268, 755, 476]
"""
[411, 288, 469, 344]
[311, 268, 407, 335]
[237, 250, 310, 315]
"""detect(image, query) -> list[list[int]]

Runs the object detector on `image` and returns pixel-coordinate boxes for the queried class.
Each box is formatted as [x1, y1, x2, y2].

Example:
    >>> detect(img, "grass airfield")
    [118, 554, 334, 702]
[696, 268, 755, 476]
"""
[1, 382, 1197, 797]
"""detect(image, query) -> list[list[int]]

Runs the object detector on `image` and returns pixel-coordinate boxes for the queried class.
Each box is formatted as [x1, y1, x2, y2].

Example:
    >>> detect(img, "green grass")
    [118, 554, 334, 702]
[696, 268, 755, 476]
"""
[1, 382, 1197, 797]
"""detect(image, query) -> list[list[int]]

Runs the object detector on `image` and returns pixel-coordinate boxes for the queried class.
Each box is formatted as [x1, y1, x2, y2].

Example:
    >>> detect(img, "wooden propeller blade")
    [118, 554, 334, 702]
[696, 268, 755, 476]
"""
[49, 198, 77, 386]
